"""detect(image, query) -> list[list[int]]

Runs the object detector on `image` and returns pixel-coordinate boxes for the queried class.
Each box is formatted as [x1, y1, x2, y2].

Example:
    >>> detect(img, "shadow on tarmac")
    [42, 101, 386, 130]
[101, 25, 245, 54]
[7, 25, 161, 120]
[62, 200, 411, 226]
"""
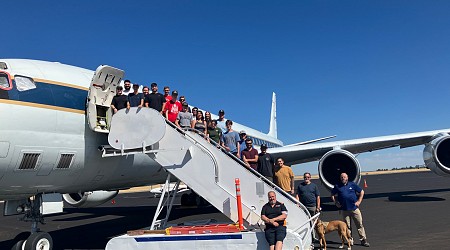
[0, 205, 221, 250]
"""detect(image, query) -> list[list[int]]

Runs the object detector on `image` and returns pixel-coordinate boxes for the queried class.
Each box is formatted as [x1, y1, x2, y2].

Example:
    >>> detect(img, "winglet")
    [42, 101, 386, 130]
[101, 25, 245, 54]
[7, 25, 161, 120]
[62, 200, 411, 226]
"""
[268, 92, 277, 138]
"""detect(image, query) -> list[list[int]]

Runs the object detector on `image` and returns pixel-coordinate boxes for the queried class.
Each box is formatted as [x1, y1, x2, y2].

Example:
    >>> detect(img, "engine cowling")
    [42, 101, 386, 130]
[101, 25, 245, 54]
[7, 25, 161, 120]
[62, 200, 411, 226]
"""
[318, 149, 361, 190]
[423, 134, 450, 176]
[63, 190, 119, 208]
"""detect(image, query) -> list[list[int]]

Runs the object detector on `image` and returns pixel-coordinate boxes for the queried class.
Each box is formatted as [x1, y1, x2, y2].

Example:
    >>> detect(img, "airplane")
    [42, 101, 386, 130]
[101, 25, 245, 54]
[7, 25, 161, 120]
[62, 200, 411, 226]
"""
[1, 58, 450, 249]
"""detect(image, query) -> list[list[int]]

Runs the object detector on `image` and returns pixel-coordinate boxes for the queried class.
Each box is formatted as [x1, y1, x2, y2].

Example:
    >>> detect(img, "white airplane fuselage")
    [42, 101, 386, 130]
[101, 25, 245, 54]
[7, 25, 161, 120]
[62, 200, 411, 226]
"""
[0, 106, 168, 200]
[0, 59, 282, 201]
[0, 60, 167, 200]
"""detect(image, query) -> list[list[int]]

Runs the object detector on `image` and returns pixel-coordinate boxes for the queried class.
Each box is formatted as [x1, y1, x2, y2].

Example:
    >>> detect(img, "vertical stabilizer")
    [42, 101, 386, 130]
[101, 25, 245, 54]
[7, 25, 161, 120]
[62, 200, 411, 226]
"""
[268, 92, 277, 138]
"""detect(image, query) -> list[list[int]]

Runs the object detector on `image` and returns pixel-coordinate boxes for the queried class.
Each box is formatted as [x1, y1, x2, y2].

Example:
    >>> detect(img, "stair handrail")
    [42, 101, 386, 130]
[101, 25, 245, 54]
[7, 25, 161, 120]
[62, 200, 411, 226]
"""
[166, 120, 310, 217]
[165, 118, 311, 233]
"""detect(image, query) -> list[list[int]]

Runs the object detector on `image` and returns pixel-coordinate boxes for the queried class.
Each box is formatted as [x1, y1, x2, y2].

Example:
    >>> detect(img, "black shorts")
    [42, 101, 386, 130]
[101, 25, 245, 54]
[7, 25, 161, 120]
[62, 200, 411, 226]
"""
[264, 226, 287, 245]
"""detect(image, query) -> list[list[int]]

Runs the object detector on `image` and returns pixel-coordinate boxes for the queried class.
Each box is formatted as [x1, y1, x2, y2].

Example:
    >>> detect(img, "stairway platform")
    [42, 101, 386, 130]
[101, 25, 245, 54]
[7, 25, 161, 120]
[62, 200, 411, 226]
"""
[105, 228, 307, 250]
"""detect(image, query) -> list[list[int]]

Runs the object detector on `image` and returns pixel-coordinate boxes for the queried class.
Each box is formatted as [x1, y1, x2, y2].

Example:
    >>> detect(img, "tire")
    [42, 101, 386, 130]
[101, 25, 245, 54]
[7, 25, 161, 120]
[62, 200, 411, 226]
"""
[11, 240, 24, 250]
[180, 193, 189, 206]
[24, 232, 52, 250]
[195, 195, 204, 207]
[188, 192, 198, 206]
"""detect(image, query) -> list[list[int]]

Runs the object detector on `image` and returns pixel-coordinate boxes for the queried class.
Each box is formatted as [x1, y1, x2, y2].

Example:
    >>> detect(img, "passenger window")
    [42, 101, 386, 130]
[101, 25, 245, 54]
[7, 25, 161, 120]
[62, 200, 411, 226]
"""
[0, 72, 12, 90]
[15, 75, 36, 92]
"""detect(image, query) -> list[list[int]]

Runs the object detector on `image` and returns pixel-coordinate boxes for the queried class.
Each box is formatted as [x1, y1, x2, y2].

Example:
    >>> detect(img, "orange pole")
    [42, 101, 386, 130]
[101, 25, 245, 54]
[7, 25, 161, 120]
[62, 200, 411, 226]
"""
[235, 178, 244, 230]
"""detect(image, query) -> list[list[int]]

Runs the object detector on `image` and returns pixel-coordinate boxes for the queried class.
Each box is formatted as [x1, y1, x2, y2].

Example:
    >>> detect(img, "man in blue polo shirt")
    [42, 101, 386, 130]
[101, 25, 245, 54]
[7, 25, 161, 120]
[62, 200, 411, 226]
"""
[331, 172, 370, 247]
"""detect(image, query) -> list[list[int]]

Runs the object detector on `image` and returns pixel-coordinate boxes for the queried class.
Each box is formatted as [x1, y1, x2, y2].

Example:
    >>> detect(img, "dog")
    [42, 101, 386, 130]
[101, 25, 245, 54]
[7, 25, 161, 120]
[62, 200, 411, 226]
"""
[315, 219, 353, 250]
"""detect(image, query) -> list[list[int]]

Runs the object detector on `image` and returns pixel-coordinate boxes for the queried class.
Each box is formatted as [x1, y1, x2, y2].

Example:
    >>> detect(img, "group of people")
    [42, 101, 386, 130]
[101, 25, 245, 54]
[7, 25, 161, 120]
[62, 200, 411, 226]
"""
[261, 172, 370, 250]
[110, 81, 236, 153]
[111, 81, 274, 173]
[110, 80, 181, 118]
[111, 81, 370, 250]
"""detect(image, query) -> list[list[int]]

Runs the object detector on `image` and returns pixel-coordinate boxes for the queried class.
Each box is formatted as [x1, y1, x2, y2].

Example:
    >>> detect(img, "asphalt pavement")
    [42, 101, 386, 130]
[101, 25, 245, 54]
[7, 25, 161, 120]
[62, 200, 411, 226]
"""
[0, 170, 449, 249]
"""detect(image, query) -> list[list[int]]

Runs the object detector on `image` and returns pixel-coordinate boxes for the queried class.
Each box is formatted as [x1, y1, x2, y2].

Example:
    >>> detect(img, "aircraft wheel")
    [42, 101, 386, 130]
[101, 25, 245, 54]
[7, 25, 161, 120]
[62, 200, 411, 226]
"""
[24, 232, 52, 250]
[188, 192, 198, 206]
[181, 193, 189, 206]
[195, 195, 204, 207]
[11, 239, 25, 250]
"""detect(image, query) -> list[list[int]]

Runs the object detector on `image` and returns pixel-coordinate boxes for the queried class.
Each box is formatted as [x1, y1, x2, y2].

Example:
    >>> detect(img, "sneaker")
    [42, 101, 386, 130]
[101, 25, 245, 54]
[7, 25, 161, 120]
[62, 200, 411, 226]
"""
[361, 239, 370, 247]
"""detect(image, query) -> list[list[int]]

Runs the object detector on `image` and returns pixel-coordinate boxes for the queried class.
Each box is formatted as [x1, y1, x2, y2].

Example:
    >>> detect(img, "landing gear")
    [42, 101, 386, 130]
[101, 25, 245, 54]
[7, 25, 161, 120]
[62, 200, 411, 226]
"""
[180, 193, 190, 206]
[180, 192, 207, 207]
[24, 232, 53, 250]
[12, 194, 53, 250]
[11, 240, 25, 250]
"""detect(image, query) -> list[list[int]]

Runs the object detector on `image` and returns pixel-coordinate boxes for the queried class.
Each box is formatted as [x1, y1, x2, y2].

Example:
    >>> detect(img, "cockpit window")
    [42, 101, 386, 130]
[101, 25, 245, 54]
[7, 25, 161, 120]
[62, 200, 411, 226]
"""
[15, 75, 36, 92]
[0, 72, 12, 90]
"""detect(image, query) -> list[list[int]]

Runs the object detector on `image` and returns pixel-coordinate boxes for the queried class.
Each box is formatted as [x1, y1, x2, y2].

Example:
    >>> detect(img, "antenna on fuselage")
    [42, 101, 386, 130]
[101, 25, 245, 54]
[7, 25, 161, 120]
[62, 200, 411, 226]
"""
[268, 92, 277, 139]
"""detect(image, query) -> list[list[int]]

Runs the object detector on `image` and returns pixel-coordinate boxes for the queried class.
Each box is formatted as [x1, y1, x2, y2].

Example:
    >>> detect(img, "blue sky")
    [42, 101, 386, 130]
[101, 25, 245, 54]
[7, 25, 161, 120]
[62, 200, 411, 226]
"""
[3, 1, 450, 174]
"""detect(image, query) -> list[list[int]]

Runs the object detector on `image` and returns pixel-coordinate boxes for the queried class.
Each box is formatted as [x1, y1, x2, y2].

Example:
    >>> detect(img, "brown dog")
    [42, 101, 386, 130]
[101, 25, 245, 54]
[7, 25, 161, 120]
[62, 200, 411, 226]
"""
[315, 219, 353, 250]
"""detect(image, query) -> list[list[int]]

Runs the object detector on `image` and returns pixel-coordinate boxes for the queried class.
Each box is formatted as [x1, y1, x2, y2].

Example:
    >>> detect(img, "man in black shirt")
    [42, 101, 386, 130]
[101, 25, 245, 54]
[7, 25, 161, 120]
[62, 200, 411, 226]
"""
[145, 82, 166, 113]
[261, 191, 288, 250]
[257, 144, 275, 182]
[110, 86, 128, 114]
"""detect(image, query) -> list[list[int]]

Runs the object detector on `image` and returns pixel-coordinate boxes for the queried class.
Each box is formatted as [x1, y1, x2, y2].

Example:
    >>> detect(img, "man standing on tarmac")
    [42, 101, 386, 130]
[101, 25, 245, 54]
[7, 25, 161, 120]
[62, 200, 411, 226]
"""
[331, 172, 370, 247]
[296, 172, 320, 217]
[296, 172, 321, 245]
[261, 191, 288, 250]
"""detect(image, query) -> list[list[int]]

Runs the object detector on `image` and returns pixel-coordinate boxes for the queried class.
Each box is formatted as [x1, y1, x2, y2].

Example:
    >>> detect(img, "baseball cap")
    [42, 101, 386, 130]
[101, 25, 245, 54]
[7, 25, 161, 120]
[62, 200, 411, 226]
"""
[172, 90, 178, 95]
[151, 82, 157, 87]
[182, 102, 188, 107]
[219, 109, 225, 114]
[240, 130, 246, 134]
[261, 143, 268, 148]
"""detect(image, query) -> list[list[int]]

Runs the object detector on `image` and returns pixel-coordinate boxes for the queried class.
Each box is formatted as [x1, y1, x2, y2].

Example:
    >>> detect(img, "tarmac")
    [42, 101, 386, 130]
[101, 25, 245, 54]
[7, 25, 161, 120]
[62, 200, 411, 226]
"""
[0, 170, 449, 249]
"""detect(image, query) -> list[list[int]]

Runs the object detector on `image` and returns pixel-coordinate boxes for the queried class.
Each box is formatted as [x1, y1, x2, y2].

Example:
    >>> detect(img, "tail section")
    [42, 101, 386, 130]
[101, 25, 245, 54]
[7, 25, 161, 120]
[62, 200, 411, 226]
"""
[268, 92, 277, 138]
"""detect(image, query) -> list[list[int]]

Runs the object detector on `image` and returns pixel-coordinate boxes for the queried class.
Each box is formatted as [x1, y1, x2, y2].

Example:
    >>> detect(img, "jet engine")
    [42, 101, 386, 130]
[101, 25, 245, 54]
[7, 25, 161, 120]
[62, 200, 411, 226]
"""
[318, 149, 361, 190]
[63, 190, 119, 208]
[423, 134, 450, 176]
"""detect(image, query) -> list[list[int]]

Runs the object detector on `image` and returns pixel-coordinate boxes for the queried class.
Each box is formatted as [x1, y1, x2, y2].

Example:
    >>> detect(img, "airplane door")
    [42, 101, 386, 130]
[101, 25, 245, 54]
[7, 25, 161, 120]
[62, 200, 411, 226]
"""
[86, 65, 124, 133]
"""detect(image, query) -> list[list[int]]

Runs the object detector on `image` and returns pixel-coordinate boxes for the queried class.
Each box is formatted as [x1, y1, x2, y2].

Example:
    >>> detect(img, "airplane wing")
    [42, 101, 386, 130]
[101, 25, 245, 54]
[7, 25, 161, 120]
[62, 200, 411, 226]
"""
[268, 128, 450, 189]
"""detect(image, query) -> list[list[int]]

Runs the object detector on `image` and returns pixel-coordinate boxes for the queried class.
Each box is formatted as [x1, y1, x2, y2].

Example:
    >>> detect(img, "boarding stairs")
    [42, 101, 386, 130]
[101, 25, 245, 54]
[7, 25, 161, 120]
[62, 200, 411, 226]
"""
[102, 108, 314, 249]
